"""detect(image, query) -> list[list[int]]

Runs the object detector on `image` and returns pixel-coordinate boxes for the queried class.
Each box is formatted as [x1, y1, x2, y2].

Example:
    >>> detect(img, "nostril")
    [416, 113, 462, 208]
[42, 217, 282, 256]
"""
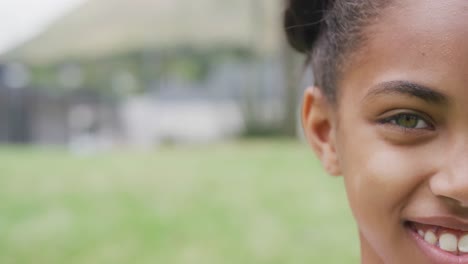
[430, 176, 468, 208]
[439, 195, 468, 209]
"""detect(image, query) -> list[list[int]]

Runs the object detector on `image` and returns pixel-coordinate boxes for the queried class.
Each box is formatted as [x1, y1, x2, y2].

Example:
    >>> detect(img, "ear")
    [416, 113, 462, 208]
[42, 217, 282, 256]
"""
[302, 87, 342, 176]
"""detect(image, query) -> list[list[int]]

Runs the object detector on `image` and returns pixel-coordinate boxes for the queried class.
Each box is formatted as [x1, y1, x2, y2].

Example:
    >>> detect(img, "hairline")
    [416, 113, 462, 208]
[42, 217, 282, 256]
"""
[309, 0, 395, 105]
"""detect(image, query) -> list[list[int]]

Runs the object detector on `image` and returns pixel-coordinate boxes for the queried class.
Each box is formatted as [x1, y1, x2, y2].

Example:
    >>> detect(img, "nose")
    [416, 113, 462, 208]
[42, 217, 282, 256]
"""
[429, 145, 468, 208]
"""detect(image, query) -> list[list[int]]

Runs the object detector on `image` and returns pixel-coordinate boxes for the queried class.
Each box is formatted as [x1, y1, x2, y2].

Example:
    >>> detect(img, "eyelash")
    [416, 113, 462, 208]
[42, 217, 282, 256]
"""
[378, 112, 435, 131]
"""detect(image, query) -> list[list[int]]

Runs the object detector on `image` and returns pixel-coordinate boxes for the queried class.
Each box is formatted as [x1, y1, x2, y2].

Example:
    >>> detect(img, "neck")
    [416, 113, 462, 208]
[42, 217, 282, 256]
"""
[360, 232, 384, 264]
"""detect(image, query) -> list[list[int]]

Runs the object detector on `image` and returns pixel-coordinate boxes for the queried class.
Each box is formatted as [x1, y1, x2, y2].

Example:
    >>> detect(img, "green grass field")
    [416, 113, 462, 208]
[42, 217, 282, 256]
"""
[0, 140, 359, 264]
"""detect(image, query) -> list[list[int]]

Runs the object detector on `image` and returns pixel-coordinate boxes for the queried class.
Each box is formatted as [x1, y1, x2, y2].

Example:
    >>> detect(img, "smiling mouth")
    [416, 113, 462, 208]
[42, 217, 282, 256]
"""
[407, 221, 468, 255]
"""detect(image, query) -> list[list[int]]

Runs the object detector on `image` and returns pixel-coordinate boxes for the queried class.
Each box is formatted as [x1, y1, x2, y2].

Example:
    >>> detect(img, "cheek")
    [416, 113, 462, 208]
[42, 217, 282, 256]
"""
[335, 122, 438, 252]
[337, 125, 434, 263]
[343, 146, 425, 214]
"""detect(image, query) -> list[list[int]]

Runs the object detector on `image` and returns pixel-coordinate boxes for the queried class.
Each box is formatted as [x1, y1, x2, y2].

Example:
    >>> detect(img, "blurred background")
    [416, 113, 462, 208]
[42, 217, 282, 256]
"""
[0, 0, 358, 263]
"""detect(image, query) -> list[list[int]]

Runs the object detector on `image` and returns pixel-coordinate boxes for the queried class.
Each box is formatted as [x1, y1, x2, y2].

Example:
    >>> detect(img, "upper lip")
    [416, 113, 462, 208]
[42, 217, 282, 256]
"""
[407, 216, 468, 232]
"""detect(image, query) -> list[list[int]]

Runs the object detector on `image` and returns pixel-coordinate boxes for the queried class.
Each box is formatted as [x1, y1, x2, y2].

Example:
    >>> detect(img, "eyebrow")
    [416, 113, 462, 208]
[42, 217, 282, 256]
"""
[363, 80, 449, 105]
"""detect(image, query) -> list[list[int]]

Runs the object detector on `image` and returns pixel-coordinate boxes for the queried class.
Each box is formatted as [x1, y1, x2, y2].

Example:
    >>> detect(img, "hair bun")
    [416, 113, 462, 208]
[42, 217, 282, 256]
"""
[284, 0, 331, 53]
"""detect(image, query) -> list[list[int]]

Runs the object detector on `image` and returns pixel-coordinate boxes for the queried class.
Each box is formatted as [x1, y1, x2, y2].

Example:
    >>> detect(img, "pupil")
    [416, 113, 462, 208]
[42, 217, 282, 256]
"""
[399, 115, 417, 128]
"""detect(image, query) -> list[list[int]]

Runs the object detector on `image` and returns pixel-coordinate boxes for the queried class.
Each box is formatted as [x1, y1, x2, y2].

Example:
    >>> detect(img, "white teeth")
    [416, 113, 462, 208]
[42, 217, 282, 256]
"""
[439, 233, 458, 252]
[418, 230, 425, 237]
[424, 231, 438, 245]
[416, 226, 468, 253]
[458, 235, 468, 253]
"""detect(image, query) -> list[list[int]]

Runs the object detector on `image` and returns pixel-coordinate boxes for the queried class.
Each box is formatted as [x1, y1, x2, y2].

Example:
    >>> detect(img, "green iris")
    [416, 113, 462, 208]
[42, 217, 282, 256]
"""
[394, 114, 420, 128]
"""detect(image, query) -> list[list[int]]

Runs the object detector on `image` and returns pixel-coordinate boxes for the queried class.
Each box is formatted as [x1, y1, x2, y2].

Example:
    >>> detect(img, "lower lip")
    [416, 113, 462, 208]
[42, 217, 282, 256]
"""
[406, 225, 468, 264]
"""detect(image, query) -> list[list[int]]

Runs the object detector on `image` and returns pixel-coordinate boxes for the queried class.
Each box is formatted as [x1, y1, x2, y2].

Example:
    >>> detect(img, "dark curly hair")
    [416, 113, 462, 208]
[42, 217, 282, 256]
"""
[284, 0, 391, 102]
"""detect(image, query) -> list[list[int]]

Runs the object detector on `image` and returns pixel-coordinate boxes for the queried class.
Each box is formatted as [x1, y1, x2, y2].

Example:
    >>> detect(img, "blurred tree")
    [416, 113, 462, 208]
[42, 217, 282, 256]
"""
[281, 37, 302, 137]
[242, 0, 263, 135]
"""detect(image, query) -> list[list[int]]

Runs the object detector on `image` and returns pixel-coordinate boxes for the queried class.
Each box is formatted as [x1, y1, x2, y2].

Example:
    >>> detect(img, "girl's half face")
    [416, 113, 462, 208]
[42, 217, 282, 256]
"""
[320, 0, 468, 263]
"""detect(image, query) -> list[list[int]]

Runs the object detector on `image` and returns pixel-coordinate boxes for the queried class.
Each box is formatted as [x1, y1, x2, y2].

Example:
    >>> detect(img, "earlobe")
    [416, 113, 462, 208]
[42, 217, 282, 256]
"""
[302, 87, 342, 176]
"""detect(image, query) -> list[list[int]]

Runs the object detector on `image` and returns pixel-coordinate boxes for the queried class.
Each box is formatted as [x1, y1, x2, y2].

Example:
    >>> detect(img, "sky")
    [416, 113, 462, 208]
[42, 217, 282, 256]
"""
[0, 0, 85, 54]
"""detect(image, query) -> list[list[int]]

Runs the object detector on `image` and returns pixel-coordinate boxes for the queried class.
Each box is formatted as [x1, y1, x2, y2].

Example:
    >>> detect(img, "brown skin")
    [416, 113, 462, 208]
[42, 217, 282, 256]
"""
[302, 0, 468, 263]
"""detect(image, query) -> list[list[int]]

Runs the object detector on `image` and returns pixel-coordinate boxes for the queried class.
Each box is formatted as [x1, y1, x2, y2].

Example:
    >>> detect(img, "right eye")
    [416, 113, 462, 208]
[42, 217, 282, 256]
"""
[379, 113, 434, 131]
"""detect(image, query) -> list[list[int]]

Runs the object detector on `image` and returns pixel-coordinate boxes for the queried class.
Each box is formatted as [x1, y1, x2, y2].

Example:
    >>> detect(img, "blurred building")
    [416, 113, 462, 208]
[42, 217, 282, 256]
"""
[0, 63, 119, 147]
[0, 0, 301, 148]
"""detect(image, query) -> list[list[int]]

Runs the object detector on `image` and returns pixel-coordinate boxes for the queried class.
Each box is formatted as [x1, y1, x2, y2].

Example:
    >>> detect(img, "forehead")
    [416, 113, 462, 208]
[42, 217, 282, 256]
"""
[340, 0, 468, 97]
[384, 0, 468, 61]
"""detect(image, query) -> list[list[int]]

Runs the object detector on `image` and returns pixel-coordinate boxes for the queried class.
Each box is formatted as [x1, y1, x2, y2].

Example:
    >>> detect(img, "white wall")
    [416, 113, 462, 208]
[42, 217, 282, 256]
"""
[121, 96, 245, 147]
